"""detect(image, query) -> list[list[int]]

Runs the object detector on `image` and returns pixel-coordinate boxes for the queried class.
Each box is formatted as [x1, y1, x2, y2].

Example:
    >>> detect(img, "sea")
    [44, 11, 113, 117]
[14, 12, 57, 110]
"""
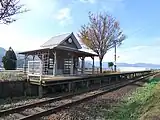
[117, 67, 150, 72]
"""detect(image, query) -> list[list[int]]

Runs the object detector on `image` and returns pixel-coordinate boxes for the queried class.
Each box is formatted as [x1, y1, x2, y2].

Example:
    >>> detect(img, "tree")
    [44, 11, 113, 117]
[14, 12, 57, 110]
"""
[0, 0, 28, 24]
[108, 62, 114, 71]
[78, 12, 126, 73]
[2, 47, 17, 70]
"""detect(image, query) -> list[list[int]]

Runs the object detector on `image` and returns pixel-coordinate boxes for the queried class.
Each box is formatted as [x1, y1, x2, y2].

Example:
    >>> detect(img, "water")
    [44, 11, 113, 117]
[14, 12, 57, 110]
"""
[117, 67, 149, 72]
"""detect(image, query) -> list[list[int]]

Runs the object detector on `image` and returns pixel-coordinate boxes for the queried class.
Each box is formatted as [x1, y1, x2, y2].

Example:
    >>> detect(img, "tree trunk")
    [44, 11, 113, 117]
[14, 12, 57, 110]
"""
[99, 58, 103, 73]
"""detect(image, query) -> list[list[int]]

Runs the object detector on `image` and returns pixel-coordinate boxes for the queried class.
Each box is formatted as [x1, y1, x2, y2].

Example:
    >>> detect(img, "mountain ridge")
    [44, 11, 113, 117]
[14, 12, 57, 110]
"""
[0, 47, 6, 67]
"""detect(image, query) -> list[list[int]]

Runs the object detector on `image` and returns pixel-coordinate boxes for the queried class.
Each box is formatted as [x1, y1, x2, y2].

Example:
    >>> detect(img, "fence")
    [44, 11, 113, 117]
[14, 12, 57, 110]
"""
[27, 61, 42, 82]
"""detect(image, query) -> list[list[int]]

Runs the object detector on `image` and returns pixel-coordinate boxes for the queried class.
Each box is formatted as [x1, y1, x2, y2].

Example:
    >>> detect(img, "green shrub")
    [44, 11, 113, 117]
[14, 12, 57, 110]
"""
[2, 47, 17, 70]
[103, 70, 112, 74]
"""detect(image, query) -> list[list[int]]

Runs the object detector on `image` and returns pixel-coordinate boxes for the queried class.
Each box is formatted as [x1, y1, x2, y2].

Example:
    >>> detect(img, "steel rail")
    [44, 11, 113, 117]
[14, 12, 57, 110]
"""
[18, 73, 156, 120]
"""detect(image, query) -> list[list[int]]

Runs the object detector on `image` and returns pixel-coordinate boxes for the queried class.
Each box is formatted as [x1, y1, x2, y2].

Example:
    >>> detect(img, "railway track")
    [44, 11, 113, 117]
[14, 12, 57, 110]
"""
[0, 72, 156, 120]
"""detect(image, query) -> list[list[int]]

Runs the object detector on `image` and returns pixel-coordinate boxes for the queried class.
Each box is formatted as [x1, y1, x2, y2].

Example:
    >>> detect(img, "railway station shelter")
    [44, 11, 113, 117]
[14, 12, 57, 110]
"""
[19, 32, 98, 76]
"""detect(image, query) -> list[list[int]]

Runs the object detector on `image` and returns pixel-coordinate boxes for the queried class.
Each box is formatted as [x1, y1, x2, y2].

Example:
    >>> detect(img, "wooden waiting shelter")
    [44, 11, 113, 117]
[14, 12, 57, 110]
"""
[19, 32, 98, 76]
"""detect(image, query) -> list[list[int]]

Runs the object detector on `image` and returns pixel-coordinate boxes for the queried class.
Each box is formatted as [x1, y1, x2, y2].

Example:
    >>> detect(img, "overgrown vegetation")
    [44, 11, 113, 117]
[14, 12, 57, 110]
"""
[106, 77, 160, 120]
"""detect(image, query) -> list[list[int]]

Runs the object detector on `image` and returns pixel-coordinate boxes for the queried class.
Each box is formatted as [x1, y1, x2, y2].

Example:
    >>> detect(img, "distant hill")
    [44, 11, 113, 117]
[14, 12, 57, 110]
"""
[0, 47, 6, 57]
[0, 47, 6, 67]
[90, 61, 160, 69]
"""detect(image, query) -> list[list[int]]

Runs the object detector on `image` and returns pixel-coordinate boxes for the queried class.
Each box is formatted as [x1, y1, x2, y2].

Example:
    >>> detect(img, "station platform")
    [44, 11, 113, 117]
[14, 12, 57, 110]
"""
[28, 70, 152, 86]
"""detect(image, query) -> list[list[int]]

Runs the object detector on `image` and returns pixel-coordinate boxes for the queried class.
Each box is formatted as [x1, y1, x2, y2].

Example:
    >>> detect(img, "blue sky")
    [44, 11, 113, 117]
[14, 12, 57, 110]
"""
[1, 0, 160, 64]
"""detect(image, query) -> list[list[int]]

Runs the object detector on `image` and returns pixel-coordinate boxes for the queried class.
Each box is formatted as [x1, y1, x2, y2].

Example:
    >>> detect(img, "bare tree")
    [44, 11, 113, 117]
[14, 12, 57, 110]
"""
[0, 0, 28, 24]
[78, 12, 126, 73]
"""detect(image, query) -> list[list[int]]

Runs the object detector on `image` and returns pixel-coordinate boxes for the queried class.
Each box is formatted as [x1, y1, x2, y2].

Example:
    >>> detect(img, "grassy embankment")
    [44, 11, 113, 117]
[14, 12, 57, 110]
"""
[107, 76, 160, 120]
[0, 72, 26, 81]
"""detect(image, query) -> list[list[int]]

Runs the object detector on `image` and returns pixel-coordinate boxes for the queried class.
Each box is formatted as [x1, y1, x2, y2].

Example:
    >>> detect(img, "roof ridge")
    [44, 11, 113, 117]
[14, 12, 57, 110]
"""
[40, 32, 73, 48]
[52, 32, 71, 38]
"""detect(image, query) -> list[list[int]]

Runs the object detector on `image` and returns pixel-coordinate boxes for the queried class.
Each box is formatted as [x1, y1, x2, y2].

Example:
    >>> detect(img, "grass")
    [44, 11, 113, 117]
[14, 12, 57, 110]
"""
[0, 72, 27, 81]
[106, 77, 160, 120]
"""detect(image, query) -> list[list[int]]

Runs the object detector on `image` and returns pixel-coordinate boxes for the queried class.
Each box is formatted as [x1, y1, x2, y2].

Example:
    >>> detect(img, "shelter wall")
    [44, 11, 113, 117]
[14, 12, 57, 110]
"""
[56, 50, 79, 75]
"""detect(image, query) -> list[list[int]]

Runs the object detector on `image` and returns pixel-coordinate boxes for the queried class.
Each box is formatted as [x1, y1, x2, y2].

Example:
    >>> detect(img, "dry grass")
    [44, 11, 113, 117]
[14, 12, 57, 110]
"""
[0, 71, 27, 81]
[106, 77, 160, 120]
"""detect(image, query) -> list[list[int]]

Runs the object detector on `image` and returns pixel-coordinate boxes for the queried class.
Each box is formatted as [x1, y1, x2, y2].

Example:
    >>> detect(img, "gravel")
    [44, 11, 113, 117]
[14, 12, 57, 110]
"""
[0, 97, 51, 110]
[41, 80, 147, 120]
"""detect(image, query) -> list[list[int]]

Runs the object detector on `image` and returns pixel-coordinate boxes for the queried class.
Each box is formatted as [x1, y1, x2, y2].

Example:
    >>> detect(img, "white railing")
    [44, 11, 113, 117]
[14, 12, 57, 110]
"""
[27, 61, 42, 82]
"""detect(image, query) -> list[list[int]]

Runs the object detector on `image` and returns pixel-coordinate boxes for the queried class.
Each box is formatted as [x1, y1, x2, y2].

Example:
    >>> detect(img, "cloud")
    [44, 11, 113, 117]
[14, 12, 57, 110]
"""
[79, 0, 96, 4]
[54, 8, 72, 26]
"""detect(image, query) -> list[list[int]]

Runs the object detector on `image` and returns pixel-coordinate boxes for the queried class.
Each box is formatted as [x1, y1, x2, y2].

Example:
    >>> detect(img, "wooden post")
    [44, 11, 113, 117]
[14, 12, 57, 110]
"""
[116, 76, 118, 82]
[38, 60, 43, 98]
[108, 77, 111, 84]
[134, 73, 136, 78]
[24, 54, 28, 74]
[68, 82, 71, 92]
[100, 80, 102, 87]
[32, 55, 35, 74]
[53, 51, 57, 76]
[86, 80, 89, 88]
[91, 56, 95, 74]
[81, 56, 85, 74]
[38, 85, 43, 98]
[70, 56, 74, 75]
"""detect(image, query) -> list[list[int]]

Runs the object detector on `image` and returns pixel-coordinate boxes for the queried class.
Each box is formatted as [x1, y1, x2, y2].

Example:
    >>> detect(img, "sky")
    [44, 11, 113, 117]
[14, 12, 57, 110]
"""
[1, 0, 160, 64]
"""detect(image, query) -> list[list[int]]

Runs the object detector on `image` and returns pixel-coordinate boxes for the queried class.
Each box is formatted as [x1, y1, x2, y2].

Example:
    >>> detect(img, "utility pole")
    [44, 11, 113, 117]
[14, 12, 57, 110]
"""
[114, 41, 117, 72]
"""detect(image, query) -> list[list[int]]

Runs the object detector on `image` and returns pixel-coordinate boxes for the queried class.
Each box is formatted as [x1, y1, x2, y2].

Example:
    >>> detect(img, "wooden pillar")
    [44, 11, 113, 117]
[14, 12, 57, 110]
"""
[53, 51, 57, 76]
[68, 82, 71, 92]
[81, 56, 85, 74]
[91, 56, 95, 74]
[24, 54, 28, 74]
[86, 80, 89, 88]
[100, 80, 102, 87]
[116, 76, 118, 82]
[70, 56, 74, 75]
[108, 77, 111, 84]
[129, 74, 131, 79]
[134, 73, 136, 77]
[32, 55, 35, 74]
[38, 85, 43, 98]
